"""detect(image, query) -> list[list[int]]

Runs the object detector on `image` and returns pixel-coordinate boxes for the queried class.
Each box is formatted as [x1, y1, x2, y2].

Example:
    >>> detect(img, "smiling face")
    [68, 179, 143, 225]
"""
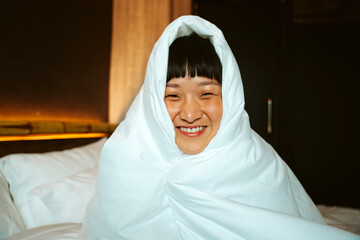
[164, 76, 223, 155]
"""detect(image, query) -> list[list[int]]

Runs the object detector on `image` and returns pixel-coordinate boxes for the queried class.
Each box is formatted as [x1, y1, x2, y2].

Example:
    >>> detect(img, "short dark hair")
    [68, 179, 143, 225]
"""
[167, 33, 222, 84]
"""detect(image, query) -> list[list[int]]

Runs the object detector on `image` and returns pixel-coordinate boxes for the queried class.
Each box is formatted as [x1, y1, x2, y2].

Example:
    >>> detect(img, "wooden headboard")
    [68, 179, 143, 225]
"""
[0, 121, 117, 157]
[0, 138, 105, 158]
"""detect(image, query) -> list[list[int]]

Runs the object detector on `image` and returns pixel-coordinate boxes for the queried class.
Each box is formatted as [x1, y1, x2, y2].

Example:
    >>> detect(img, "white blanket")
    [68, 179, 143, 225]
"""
[79, 16, 359, 239]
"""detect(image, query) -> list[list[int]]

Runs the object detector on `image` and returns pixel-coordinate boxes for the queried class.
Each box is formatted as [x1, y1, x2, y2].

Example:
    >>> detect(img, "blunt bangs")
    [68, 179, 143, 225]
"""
[167, 33, 222, 84]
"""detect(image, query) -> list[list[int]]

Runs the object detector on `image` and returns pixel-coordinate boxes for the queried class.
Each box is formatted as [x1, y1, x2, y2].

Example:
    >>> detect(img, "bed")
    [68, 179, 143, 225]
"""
[0, 137, 106, 240]
[0, 137, 359, 239]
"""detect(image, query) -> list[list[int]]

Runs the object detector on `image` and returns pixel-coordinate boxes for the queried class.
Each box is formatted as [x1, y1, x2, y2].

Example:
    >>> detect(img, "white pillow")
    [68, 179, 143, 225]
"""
[0, 138, 106, 229]
[0, 169, 26, 239]
[25, 167, 98, 228]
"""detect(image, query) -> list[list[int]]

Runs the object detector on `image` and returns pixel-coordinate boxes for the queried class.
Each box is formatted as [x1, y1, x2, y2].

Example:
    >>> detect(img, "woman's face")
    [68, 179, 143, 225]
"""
[164, 76, 223, 155]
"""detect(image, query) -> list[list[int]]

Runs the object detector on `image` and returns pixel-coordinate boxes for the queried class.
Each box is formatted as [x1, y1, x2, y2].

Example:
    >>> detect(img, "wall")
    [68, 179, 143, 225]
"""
[0, 0, 192, 124]
[109, 0, 192, 123]
[0, 1, 112, 123]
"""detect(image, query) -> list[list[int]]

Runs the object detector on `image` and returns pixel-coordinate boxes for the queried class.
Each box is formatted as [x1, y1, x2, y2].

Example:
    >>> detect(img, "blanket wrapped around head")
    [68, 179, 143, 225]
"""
[78, 16, 359, 240]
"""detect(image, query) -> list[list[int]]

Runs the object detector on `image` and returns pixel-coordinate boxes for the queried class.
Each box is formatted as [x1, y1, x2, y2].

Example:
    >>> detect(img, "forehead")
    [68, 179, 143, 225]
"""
[166, 76, 220, 88]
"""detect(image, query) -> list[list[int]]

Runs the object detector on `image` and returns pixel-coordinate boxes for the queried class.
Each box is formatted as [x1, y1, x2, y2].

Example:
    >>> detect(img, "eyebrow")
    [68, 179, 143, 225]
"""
[198, 81, 220, 86]
[166, 83, 179, 88]
[166, 81, 219, 88]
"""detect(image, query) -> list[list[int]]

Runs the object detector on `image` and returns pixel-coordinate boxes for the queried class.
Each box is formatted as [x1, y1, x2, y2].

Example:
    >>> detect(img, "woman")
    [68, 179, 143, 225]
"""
[165, 33, 223, 155]
[78, 16, 358, 239]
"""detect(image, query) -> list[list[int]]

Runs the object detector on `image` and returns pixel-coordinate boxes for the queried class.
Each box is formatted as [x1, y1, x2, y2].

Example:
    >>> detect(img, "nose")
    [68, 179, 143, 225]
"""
[179, 98, 202, 123]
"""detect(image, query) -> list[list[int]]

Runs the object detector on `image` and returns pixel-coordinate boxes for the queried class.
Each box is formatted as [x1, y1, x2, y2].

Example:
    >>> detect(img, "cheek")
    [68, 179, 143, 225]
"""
[204, 99, 223, 123]
[165, 102, 179, 121]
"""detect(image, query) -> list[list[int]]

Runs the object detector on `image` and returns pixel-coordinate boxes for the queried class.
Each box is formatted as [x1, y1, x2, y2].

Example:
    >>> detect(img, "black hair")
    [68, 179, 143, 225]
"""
[167, 33, 222, 84]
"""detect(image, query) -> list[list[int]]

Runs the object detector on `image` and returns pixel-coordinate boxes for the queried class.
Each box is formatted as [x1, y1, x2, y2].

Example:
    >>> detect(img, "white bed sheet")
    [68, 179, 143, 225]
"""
[5, 205, 360, 239]
[5, 223, 81, 240]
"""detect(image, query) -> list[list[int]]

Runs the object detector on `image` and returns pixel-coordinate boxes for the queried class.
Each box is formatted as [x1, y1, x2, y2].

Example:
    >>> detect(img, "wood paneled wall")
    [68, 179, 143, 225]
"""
[0, 0, 192, 125]
[0, 1, 112, 123]
[109, 0, 192, 123]
[172, 0, 193, 20]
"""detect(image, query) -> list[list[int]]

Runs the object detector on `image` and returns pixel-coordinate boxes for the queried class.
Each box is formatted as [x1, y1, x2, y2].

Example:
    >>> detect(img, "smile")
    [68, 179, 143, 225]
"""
[178, 126, 206, 137]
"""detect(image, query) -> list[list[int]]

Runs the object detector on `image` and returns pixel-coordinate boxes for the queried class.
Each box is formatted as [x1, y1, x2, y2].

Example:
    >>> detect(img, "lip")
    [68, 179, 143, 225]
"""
[177, 126, 207, 137]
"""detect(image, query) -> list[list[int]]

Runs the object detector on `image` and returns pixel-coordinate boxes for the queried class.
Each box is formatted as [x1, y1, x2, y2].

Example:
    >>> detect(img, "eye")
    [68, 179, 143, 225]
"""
[200, 92, 216, 99]
[165, 94, 179, 98]
[164, 94, 180, 101]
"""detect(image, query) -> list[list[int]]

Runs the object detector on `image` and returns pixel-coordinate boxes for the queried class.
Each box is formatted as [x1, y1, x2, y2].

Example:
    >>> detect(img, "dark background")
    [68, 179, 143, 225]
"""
[194, 0, 360, 208]
[0, 0, 112, 122]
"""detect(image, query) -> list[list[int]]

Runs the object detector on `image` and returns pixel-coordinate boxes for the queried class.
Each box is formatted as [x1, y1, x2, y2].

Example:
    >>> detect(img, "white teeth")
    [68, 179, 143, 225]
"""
[180, 126, 204, 133]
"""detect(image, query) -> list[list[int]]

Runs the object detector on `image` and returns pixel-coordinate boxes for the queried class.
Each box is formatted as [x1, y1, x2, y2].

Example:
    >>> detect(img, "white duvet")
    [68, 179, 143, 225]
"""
[77, 16, 359, 240]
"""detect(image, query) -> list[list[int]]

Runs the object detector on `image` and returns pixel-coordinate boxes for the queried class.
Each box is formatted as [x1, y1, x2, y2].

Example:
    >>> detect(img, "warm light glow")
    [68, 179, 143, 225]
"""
[0, 133, 108, 142]
[109, 0, 171, 123]
[0, 115, 104, 123]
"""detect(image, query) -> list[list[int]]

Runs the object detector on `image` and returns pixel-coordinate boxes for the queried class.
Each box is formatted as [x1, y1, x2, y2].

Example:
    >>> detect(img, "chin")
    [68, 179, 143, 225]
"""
[179, 145, 205, 155]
